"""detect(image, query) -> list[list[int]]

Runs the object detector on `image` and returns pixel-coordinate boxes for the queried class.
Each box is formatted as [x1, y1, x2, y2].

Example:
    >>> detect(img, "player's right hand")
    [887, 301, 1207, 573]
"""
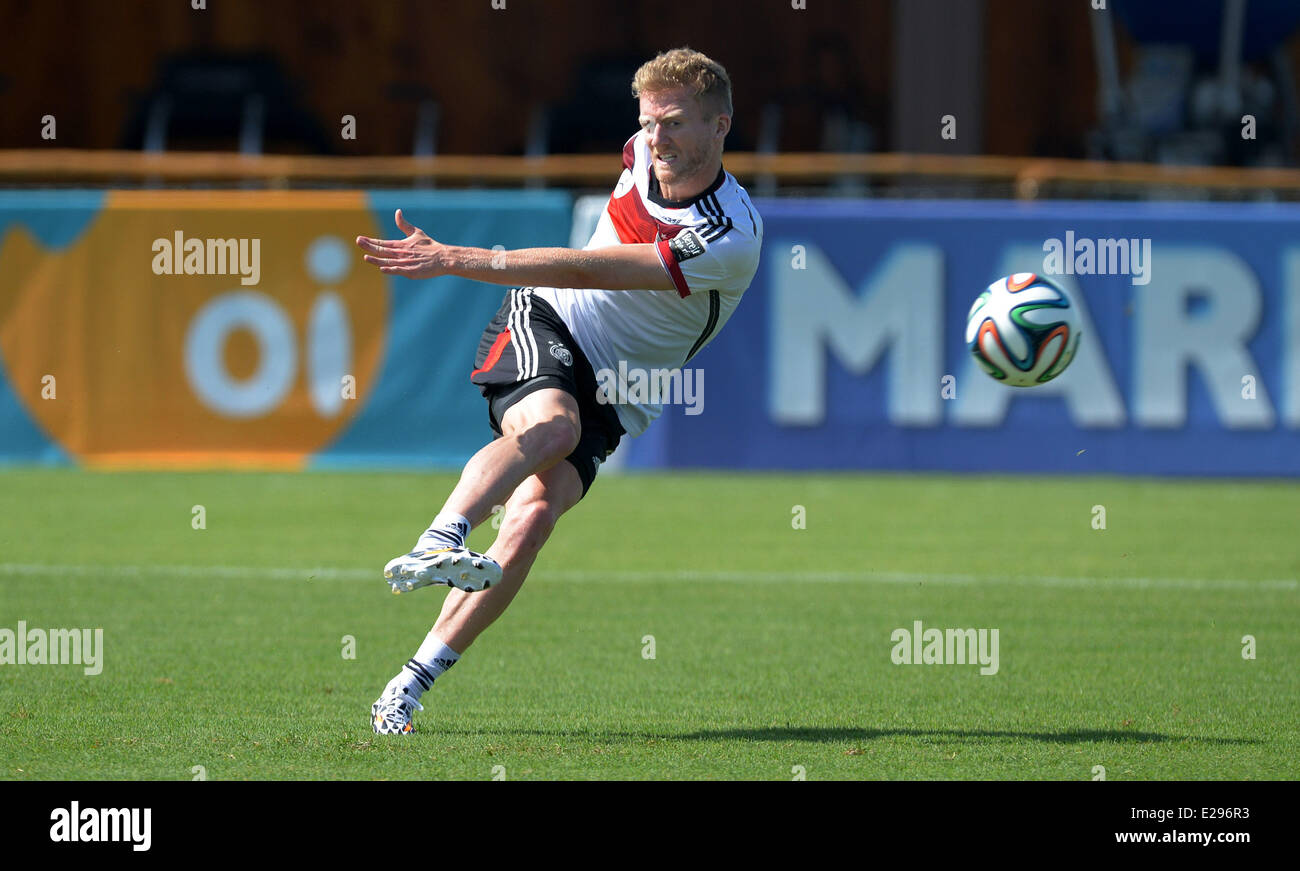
[355, 209, 448, 278]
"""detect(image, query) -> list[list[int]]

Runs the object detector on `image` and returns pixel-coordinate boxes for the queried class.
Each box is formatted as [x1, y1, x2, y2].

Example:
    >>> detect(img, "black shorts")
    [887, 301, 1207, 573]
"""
[470, 288, 624, 496]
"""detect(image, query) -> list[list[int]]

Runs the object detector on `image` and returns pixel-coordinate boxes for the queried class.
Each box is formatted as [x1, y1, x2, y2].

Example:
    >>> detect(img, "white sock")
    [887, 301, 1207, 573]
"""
[416, 511, 471, 549]
[389, 632, 461, 702]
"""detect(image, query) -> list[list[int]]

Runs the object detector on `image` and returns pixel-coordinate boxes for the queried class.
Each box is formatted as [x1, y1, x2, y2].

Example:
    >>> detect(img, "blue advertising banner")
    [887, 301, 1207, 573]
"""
[625, 200, 1300, 476]
[1, 193, 1296, 476]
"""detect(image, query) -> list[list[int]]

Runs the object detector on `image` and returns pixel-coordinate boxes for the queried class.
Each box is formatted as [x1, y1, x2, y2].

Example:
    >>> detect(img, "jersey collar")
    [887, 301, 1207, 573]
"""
[647, 164, 726, 209]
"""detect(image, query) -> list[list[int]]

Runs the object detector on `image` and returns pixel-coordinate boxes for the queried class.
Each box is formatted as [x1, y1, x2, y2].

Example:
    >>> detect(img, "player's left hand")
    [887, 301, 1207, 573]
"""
[355, 209, 448, 278]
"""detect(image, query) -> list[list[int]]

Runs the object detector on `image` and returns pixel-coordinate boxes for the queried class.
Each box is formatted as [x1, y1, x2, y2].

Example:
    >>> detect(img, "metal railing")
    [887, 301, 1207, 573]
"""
[2, 149, 1298, 198]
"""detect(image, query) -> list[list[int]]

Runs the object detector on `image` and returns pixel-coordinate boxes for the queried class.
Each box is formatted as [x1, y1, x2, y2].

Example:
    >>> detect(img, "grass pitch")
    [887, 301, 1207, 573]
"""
[1, 468, 1297, 780]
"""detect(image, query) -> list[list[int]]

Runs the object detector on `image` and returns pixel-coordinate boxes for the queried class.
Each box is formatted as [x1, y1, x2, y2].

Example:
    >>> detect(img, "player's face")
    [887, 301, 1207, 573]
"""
[638, 88, 726, 199]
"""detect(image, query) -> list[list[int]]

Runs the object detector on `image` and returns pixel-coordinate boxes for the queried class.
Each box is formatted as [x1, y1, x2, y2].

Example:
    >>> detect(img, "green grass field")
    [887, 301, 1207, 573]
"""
[1, 468, 1297, 780]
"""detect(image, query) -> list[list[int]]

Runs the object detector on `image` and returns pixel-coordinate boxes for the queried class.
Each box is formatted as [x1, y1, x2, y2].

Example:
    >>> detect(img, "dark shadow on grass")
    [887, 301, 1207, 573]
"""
[672, 727, 1259, 746]
[439, 726, 1259, 746]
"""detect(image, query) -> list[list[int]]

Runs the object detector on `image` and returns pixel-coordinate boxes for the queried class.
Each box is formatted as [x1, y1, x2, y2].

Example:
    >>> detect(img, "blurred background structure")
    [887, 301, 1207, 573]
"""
[1, 0, 1299, 196]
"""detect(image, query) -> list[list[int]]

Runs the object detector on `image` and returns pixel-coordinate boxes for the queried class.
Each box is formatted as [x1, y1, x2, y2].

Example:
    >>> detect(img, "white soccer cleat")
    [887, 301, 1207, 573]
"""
[371, 687, 423, 735]
[383, 546, 502, 594]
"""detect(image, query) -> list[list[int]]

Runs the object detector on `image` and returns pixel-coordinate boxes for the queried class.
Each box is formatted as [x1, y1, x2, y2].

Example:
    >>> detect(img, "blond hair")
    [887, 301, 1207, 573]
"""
[632, 47, 733, 117]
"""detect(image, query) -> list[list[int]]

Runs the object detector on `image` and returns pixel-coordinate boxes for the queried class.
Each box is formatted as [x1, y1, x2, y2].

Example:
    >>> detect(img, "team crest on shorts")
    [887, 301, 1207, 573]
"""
[548, 341, 573, 366]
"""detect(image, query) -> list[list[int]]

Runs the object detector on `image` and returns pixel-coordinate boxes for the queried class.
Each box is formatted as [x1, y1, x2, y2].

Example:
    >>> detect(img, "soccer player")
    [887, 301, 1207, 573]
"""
[355, 47, 763, 734]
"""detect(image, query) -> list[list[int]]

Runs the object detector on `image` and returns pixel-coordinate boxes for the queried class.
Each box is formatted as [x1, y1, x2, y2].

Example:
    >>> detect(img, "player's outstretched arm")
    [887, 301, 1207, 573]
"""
[356, 209, 676, 291]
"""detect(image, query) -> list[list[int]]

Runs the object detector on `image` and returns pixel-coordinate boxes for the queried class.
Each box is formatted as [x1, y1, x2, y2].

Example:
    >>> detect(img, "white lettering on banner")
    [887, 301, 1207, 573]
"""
[184, 291, 354, 419]
[1133, 250, 1273, 429]
[1281, 250, 1300, 428]
[307, 292, 352, 417]
[770, 242, 1296, 431]
[770, 244, 942, 426]
[185, 292, 296, 418]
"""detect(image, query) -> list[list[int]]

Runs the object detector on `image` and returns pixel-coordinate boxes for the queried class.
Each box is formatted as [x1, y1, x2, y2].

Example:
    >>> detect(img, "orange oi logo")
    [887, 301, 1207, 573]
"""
[0, 191, 388, 468]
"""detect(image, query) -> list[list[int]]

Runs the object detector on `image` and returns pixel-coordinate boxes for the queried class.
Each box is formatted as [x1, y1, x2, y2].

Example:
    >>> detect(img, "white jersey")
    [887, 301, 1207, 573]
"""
[533, 131, 763, 437]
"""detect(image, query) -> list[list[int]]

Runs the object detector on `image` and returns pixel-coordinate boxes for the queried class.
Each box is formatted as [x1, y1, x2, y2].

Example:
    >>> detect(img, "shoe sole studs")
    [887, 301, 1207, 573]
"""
[385, 552, 500, 595]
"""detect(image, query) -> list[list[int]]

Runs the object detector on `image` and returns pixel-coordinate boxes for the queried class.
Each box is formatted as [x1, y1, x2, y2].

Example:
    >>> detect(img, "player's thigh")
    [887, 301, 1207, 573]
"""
[500, 386, 581, 440]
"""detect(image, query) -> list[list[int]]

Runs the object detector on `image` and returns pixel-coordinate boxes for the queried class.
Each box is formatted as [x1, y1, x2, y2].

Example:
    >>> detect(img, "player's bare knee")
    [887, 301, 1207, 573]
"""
[552, 417, 581, 457]
[520, 417, 580, 465]
[507, 497, 560, 549]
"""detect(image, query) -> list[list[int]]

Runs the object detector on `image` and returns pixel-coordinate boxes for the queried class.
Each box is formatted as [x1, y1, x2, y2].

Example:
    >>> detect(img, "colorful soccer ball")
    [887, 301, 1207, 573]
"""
[965, 273, 1081, 387]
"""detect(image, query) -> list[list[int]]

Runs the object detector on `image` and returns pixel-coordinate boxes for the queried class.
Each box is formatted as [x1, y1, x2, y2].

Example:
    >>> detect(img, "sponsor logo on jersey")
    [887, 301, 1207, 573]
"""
[668, 229, 707, 262]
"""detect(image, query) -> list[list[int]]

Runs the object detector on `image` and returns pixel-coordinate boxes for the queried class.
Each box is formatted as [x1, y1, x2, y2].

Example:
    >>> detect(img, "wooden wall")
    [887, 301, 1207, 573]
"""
[1, 0, 1295, 159]
[0, 0, 890, 155]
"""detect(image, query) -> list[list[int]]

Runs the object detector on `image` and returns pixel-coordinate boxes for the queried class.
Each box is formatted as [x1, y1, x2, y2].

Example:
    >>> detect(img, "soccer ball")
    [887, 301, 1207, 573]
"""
[965, 273, 1081, 387]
